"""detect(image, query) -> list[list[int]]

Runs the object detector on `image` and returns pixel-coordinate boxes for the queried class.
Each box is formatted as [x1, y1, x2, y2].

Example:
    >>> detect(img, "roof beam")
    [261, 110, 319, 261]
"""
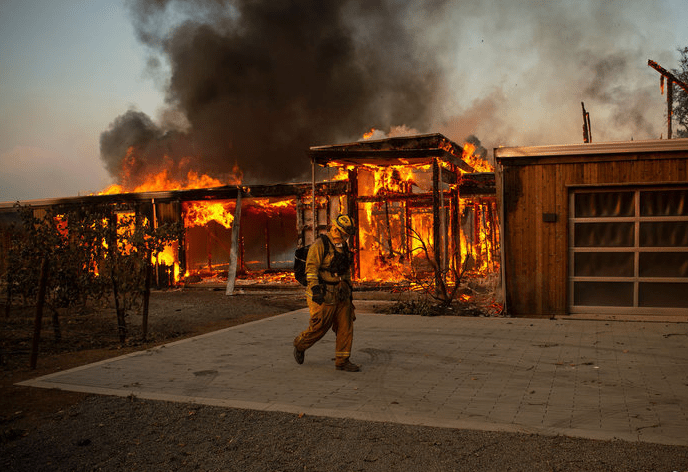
[309, 149, 475, 173]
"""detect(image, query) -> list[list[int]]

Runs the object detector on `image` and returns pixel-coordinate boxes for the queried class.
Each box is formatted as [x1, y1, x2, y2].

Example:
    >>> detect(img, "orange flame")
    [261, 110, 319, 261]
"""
[156, 244, 180, 282]
[362, 128, 376, 140]
[184, 201, 234, 229]
[99, 170, 231, 195]
[97, 146, 242, 195]
[248, 198, 293, 215]
[462, 142, 494, 173]
[92, 140, 499, 288]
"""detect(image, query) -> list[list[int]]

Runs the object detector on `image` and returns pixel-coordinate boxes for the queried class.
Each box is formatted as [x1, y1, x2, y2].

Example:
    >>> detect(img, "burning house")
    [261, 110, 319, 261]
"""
[496, 138, 688, 317]
[0, 134, 499, 293]
[307, 133, 499, 286]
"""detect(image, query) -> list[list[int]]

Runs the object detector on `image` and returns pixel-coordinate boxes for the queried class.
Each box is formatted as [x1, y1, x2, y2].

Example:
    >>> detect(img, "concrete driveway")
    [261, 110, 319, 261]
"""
[19, 309, 688, 446]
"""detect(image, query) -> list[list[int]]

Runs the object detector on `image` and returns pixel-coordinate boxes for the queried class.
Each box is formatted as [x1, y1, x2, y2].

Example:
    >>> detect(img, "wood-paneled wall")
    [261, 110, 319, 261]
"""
[498, 151, 688, 317]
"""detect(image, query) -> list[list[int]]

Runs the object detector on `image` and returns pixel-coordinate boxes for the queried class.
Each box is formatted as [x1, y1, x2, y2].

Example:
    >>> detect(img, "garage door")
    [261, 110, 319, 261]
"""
[569, 187, 688, 315]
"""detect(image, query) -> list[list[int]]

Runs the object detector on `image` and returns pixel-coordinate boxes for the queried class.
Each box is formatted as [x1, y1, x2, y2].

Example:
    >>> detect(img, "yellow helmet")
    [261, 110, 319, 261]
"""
[333, 214, 356, 236]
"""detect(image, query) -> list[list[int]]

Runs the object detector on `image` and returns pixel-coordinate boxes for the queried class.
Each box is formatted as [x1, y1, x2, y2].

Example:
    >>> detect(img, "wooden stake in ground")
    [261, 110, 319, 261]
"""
[30, 257, 49, 369]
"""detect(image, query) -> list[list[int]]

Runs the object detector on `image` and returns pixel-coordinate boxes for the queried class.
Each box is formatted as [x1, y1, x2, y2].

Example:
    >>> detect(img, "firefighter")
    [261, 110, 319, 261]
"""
[293, 214, 360, 372]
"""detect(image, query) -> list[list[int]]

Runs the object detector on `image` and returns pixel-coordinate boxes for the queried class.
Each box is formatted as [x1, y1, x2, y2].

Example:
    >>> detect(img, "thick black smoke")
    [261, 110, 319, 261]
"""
[101, 0, 448, 186]
[101, 0, 679, 188]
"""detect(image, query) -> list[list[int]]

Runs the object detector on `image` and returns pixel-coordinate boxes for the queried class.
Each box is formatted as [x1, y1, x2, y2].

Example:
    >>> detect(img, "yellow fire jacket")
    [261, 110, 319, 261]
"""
[305, 230, 352, 305]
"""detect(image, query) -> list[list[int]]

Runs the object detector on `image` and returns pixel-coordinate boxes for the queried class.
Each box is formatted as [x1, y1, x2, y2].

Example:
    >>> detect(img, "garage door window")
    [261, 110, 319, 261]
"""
[570, 187, 688, 314]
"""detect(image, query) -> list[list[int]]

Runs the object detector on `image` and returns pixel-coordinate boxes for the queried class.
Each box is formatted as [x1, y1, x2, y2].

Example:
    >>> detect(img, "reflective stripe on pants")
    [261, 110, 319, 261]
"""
[294, 298, 354, 366]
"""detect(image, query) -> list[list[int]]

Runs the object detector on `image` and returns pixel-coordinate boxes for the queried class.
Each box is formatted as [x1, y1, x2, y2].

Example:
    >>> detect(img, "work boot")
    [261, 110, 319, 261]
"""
[293, 346, 304, 365]
[335, 360, 360, 372]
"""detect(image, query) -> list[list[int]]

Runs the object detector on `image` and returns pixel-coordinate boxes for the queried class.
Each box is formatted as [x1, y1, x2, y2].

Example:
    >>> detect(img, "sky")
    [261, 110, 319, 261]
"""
[1, 0, 687, 202]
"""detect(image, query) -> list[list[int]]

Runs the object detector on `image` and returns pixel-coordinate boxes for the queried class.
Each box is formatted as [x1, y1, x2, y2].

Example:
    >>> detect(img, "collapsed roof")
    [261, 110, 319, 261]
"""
[309, 133, 475, 173]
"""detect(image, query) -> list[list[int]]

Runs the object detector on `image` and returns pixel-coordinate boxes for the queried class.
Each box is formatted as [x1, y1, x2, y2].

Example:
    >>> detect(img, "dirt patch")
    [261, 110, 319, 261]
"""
[379, 299, 499, 317]
[1, 287, 306, 427]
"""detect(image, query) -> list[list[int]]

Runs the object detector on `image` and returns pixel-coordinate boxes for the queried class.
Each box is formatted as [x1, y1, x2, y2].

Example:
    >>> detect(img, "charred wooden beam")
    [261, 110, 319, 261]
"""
[406, 197, 436, 208]
[450, 185, 460, 273]
[0, 181, 350, 214]
[432, 158, 442, 292]
[355, 193, 440, 204]
[648, 59, 688, 94]
[404, 198, 412, 260]
[312, 132, 458, 151]
[347, 168, 361, 280]
[581, 102, 592, 143]
[459, 172, 496, 196]
[439, 165, 448, 270]
[648, 59, 688, 140]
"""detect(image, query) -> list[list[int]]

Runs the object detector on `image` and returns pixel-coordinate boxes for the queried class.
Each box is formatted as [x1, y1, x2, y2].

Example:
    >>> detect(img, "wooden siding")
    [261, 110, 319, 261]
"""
[499, 151, 688, 317]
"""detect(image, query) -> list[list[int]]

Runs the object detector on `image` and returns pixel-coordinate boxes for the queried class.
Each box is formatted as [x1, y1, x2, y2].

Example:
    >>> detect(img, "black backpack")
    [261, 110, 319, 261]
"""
[293, 234, 351, 286]
[294, 235, 329, 286]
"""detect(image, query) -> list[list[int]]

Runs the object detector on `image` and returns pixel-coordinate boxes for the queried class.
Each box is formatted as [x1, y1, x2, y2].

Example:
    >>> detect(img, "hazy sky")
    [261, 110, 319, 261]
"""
[1, 0, 687, 202]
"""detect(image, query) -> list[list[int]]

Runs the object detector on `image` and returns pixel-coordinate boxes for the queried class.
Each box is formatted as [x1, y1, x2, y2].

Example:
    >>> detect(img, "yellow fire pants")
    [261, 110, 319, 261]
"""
[293, 298, 354, 366]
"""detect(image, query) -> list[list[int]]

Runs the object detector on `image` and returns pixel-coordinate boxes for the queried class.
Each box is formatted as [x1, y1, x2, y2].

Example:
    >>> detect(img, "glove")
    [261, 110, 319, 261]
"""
[311, 284, 326, 305]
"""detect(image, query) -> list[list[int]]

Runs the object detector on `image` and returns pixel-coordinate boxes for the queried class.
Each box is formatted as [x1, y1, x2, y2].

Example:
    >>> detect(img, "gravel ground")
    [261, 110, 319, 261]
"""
[2, 287, 688, 471]
[3, 395, 688, 472]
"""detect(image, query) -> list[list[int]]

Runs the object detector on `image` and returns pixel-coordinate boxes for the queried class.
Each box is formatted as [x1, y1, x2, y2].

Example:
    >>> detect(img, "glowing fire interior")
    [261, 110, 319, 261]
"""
[91, 139, 498, 287]
[348, 161, 499, 284]
[182, 198, 297, 283]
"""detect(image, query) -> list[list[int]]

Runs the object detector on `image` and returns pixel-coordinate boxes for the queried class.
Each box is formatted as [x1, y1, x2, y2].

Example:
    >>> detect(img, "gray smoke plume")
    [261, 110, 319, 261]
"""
[101, 0, 448, 186]
[101, 0, 680, 187]
[436, 1, 677, 146]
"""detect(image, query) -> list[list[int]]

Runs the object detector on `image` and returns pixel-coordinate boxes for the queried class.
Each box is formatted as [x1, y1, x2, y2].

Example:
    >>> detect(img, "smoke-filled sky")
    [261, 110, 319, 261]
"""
[1, 0, 687, 201]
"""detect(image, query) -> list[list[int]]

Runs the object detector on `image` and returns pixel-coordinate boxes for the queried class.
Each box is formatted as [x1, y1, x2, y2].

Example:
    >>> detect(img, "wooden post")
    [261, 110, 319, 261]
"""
[265, 217, 271, 269]
[296, 196, 304, 246]
[474, 201, 482, 268]
[495, 163, 509, 315]
[226, 188, 243, 295]
[142, 249, 152, 341]
[667, 80, 674, 139]
[30, 257, 49, 369]
[485, 201, 497, 271]
[348, 168, 361, 280]
[383, 200, 394, 257]
[439, 164, 447, 271]
[311, 159, 317, 242]
[152, 198, 159, 287]
[404, 195, 412, 262]
[432, 158, 442, 292]
[581, 102, 592, 143]
[451, 184, 461, 274]
[326, 195, 331, 230]
[176, 200, 186, 282]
